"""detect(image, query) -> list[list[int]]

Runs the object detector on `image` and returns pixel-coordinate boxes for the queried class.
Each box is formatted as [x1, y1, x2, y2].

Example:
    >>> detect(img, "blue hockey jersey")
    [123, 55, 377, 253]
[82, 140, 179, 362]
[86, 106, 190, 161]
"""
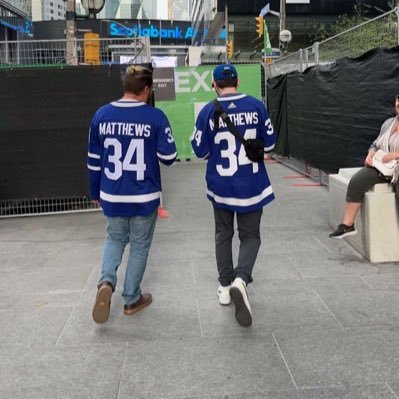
[88, 99, 177, 217]
[191, 93, 276, 213]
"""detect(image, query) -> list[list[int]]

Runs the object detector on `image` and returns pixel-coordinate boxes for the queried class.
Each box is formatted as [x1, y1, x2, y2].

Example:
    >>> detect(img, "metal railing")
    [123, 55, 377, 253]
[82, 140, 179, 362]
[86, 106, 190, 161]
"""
[268, 7, 399, 78]
[0, 197, 99, 218]
[0, 36, 151, 67]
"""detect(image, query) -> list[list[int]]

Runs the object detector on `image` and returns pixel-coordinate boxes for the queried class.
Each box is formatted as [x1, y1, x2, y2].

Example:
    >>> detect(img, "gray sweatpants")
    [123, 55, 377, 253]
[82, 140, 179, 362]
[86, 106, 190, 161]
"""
[213, 204, 263, 286]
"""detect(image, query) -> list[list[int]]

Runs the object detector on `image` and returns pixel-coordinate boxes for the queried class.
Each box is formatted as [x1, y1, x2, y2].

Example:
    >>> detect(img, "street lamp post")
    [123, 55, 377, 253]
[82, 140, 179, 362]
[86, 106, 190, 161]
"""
[279, 0, 286, 51]
[225, 3, 228, 62]
[65, 0, 77, 65]
[279, 0, 286, 34]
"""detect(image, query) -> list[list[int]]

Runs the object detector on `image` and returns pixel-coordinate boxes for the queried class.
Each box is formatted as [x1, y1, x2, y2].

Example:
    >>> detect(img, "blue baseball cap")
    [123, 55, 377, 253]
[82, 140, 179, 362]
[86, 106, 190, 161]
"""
[212, 64, 238, 81]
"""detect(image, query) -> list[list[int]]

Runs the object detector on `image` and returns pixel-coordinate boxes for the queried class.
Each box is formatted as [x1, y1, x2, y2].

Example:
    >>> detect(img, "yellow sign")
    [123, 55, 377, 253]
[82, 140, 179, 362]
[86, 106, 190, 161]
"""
[227, 40, 234, 59]
[84, 33, 100, 65]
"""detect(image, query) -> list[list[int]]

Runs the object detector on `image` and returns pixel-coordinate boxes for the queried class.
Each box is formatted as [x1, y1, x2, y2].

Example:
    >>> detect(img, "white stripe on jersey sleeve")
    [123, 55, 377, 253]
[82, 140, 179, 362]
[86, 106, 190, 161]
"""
[100, 190, 160, 203]
[157, 151, 177, 161]
[88, 164, 101, 171]
[206, 186, 273, 207]
[88, 152, 100, 159]
[264, 144, 275, 152]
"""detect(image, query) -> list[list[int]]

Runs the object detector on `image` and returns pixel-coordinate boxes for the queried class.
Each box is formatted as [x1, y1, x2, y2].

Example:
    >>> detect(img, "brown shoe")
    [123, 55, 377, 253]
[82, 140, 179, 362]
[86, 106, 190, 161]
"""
[92, 282, 113, 324]
[124, 293, 152, 316]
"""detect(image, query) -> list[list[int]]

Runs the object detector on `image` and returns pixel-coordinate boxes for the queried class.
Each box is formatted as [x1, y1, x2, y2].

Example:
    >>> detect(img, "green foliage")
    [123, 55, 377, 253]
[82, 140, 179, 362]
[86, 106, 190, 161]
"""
[313, 2, 398, 63]
[314, 2, 397, 42]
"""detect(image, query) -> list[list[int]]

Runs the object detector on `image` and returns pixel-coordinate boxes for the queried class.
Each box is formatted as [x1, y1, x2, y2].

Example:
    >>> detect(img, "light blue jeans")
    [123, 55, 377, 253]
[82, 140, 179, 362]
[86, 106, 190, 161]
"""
[99, 210, 157, 306]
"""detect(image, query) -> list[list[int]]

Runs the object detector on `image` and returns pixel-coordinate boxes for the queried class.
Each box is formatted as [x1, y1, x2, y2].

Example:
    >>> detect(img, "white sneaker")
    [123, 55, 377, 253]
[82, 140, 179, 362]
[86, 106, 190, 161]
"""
[230, 277, 252, 327]
[217, 284, 232, 305]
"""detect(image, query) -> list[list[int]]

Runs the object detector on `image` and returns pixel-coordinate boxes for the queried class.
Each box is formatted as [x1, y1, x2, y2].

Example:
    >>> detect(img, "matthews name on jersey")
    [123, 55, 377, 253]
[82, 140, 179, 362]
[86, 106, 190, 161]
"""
[88, 100, 177, 217]
[191, 93, 276, 213]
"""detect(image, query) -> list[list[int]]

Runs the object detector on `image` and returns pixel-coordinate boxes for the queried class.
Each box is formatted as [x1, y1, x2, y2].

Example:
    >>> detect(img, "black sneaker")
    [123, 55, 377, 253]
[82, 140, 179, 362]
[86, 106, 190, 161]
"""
[329, 223, 357, 239]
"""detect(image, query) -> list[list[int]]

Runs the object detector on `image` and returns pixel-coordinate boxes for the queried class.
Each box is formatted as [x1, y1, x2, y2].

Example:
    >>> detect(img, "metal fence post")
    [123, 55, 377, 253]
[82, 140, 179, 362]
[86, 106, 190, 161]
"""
[304, 48, 309, 70]
[299, 48, 303, 72]
[313, 41, 319, 65]
[396, 5, 399, 45]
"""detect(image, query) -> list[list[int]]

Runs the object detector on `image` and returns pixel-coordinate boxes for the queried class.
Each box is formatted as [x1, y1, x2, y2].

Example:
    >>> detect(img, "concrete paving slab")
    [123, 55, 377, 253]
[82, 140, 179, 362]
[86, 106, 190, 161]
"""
[0, 264, 95, 295]
[144, 258, 196, 288]
[303, 276, 373, 293]
[318, 289, 399, 327]
[197, 291, 340, 338]
[45, 241, 103, 268]
[57, 297, 201, 345]
[274, 327, 399, 388]
[0, 295, 16, 310]
[384, 382, 399, 398]
[2, 251, 56, 271]
[148, 231, 192, 262]
[283, 253, 378, 279]
[117, 337, 295, 398]
[252, 254, 304, 281]
[0, 344, 126, 399]
[212, 384, 397, 398]
[361, 272, 399, 290]
[13, 290, 94, 310]
[0, 240, 24, 253]
[0, 307, 72, 346]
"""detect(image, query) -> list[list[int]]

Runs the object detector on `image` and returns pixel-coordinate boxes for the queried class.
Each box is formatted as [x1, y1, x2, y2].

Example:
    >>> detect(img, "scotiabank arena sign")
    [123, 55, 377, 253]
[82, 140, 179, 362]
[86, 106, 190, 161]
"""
[107, 20, 225, 44]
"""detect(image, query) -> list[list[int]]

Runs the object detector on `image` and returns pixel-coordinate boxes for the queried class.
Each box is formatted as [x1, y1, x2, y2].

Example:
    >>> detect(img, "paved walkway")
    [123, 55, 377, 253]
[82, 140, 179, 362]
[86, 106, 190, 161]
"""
[1, 161, 399, 399]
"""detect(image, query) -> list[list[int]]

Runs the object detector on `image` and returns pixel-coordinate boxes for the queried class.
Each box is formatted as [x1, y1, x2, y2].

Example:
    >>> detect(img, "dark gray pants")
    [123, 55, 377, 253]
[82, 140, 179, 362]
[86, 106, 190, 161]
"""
[213, 204, 262, 286]
[346, 166, 398, 202]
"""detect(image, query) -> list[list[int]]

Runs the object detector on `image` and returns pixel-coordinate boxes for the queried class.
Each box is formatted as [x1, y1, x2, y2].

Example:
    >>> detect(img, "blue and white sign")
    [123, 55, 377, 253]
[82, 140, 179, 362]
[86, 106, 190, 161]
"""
[260, 3, 270, 16]
[108, 21, 225, 41]
[0, 18, 33, 36]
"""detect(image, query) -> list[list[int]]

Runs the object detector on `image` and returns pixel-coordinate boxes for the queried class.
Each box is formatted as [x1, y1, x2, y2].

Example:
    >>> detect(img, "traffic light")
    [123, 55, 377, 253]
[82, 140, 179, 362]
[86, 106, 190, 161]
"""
[255, 16, 264, 37]
[227, 40, 233, 59]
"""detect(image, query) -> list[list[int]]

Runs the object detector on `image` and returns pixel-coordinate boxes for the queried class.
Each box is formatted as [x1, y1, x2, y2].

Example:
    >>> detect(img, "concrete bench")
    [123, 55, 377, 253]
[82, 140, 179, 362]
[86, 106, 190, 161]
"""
[329, 167, 399, 263]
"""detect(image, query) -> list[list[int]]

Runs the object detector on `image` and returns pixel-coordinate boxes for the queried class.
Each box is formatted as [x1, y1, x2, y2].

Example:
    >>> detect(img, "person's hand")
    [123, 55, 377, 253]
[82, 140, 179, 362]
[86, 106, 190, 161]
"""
[382, 152, 398, 163]
[92, 199, 100, 206]
[365, 150, 375, 167]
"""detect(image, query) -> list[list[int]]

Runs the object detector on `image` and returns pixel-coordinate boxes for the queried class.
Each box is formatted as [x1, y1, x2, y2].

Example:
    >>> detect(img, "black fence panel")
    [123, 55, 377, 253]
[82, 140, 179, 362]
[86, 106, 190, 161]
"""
[267, 74, 288, 156]
[268, 47, 399, 173]
[0, 65, 125, 200]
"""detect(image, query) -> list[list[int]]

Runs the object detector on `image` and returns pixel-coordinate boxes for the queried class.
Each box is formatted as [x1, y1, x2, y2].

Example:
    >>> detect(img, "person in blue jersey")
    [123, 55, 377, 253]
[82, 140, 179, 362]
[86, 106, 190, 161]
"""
[88, 65, 177, 324]
[190, 64, 276, 327]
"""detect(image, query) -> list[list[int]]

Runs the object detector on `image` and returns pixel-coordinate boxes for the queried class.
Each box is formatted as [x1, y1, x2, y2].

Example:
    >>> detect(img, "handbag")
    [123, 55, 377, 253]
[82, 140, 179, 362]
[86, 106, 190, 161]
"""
[372, 149, 398, 177]
[213, 100, 265, 163]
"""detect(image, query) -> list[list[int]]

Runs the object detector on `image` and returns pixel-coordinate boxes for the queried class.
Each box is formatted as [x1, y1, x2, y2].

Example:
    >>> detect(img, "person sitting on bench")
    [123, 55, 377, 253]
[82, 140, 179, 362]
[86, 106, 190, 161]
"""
[330, 94, 399, 239]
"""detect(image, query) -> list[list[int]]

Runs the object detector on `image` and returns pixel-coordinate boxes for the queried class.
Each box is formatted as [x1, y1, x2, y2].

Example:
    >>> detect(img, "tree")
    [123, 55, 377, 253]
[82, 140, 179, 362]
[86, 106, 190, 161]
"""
[312, 1, 398, 61]
[314, 1, 397, 42]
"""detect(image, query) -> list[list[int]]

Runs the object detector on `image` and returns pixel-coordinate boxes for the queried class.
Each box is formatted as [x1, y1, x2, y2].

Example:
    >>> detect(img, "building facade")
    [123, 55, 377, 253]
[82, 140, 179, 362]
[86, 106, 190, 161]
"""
[168, 0, 190, 21]
[0, 0, 32, 42]
[32, 0, 66, 21]
[75, 0, 190, 20]
[191, 0, 394, 52]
